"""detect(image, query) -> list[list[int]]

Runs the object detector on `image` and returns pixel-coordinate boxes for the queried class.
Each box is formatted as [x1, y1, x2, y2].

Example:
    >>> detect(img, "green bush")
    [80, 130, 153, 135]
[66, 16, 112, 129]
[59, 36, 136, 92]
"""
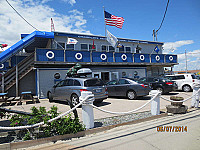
[9, 106, 85, 140]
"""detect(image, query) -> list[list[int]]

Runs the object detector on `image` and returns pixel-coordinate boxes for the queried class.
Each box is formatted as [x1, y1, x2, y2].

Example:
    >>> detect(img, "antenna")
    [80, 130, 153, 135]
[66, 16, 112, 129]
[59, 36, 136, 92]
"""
[51, 18, 55, 32]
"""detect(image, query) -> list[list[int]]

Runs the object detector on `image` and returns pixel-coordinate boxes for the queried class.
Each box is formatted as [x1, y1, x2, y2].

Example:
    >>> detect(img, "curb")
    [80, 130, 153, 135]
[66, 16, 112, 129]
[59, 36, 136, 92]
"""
[0, 113, 167, 150]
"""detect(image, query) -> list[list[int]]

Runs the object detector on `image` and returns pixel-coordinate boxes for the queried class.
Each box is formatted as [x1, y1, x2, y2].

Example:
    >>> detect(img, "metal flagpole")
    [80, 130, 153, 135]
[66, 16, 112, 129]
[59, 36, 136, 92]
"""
[103, 6, 107, 38]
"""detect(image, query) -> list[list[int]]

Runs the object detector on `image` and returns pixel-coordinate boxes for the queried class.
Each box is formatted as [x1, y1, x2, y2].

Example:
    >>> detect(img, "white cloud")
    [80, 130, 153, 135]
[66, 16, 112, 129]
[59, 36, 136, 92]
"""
[0, 0, 89, 46]
[87, 9, 92, 14]
[62, 0, 76, 6]
[174, 49, 200, 71]
[163, 40, 194, 54]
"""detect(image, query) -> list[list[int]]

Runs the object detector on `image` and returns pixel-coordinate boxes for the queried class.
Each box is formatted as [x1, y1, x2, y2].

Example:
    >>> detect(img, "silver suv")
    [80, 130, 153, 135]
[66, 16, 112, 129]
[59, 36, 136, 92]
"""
[47, 78, 108, 106]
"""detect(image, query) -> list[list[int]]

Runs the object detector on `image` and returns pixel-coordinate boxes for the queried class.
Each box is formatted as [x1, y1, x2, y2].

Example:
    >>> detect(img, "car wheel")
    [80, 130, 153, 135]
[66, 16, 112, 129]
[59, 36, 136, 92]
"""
[156, 87, 164, 94]
[127, 90, 137, 100]
[48, 92, 53, 102]
[182, 85, 191, 92]
[71, 94, 80, 107]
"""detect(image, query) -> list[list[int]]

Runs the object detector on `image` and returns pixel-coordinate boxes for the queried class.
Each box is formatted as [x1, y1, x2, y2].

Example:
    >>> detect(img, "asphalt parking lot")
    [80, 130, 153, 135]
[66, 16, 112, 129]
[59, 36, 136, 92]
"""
[1, 91, 194, 121]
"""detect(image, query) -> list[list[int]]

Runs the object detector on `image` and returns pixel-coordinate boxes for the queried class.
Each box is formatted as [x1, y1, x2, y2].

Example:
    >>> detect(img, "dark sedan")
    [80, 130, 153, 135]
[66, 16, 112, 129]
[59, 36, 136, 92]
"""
[137, 77, 177, 94]
[106, 78, 151, 99]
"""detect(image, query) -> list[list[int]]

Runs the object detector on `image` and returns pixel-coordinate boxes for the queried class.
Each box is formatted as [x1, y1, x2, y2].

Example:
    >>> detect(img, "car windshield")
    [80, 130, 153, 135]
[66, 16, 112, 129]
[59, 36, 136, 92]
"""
[125, 78, 138, 84]
[160, 78, 172, 82]
[84, 79, 104, 87]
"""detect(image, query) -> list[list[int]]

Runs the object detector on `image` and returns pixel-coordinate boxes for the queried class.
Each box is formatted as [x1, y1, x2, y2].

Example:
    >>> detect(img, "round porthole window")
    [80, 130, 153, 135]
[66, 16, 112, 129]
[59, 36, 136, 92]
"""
[54, 72, 61, 79]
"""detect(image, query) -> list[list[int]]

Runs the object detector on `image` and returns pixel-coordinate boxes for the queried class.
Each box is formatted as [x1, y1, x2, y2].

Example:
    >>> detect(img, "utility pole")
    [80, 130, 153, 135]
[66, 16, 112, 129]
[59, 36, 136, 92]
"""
[185, 49, 188, 73]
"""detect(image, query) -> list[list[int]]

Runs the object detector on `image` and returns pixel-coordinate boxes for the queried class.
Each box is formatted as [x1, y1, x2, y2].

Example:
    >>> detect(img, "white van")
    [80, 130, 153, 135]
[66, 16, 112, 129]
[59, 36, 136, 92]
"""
[165, 74, 198, 92]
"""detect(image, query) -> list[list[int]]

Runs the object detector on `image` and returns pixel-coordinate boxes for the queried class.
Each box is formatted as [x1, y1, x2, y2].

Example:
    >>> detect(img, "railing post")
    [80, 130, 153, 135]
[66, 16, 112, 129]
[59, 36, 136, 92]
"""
[150, 90, 161, 115]
[191, 83, 200, 108]
[80, 91, 95, 129]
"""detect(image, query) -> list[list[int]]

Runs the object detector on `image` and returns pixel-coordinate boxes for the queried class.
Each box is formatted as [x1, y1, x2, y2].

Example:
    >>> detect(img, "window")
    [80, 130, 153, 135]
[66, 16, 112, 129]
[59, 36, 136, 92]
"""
[84, 79, 104, 87]
[81, 44, 88, 50]
[101, 45, 107, 52]
[57, 42, 65, 49]
[89, 44, 96, 51]
[66, 44, 75, 50]
[139, 78, 146, 82]
[119, 79, 130, 84]
[125, 47, 131, 53]
[119, 46, 124, 52]
[107, 80, 117, 85]
[74, 80, 81, 86]
[175, 75, 185, 80]
[109, 46, 115, 52]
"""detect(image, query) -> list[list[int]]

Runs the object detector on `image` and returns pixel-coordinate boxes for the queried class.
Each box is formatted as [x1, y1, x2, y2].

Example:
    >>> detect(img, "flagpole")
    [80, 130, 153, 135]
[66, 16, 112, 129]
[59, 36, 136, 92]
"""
[103, 6, 107, 38]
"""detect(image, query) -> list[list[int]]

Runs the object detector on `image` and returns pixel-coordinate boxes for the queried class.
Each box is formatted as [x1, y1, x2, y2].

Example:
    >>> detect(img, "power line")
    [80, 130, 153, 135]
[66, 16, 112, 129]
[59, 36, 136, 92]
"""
[153, 0, 170, 41]
[156, 0, 170, 32]
[6, 0, 39, 31]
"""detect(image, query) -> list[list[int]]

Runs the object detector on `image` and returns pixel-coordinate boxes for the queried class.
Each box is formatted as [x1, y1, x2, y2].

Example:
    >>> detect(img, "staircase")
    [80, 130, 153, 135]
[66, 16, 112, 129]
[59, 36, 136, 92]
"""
[2, 53, 35, 92]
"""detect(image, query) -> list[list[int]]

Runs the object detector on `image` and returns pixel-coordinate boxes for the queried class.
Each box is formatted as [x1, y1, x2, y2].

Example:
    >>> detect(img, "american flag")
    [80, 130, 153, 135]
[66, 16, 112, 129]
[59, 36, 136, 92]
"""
[104, 11, 124, 29]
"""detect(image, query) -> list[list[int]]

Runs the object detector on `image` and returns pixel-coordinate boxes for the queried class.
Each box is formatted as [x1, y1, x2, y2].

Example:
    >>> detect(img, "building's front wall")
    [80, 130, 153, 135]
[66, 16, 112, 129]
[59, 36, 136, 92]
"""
[53, 34, 163, 54]
[37, 66, 147, 98]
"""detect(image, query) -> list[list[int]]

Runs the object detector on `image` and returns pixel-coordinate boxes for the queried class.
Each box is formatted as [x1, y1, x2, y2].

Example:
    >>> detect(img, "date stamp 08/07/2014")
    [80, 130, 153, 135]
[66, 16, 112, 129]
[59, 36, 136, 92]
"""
[157, 126, 187, 132]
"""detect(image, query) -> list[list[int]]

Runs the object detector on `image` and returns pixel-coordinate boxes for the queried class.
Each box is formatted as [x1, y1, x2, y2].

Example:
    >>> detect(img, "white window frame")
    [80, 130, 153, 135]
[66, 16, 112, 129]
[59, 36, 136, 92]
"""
[81, 43, 89, 51]
[89, 44, 96, 51]
[66, 44, 75, 50]
[125, 46, 131, 53]
[108, 45, 115, 52]
[101, 45, 108, 52]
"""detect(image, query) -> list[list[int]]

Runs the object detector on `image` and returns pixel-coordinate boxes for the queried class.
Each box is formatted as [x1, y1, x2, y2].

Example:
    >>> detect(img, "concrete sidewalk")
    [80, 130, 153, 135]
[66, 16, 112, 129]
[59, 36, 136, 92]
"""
[26, 109, 200, 150]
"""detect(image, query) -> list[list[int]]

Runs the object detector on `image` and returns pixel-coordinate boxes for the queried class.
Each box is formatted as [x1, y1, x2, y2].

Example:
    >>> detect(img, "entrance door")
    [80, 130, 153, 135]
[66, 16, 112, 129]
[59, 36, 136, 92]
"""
[101, 72, 110, 83]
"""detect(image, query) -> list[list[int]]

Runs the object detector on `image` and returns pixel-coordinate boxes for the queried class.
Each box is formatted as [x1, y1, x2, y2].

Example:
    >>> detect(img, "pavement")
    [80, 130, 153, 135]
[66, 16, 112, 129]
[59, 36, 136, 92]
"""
[25, 108, 200, 150]
[0, 91, 195, 121]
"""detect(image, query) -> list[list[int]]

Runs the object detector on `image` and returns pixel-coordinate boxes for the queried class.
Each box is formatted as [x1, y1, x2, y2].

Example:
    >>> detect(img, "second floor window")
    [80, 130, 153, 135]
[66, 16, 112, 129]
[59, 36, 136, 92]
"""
[102, 45, 107, 52]
[125, 47, 131, 53]
[119, 46, 124, 52]
[89, 44, 96, 51]
[109, 46, 115, 52]
[57, 42, 65, 49]
[81, 44, 88, 50]
[66, 44, 75, 50]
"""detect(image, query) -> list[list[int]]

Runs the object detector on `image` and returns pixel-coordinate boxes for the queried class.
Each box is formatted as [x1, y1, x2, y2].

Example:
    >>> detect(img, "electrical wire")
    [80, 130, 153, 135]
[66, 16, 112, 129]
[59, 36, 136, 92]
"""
[5, 0, 39, 31]
[156, 0, 170, 32]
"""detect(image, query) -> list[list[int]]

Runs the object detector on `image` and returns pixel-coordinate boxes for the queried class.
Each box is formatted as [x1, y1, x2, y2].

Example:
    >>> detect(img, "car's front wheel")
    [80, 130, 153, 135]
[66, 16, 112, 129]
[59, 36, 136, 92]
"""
[182, 85, 191, 92]
[127, 90, 137, 100]
[70, 94, 80, 107]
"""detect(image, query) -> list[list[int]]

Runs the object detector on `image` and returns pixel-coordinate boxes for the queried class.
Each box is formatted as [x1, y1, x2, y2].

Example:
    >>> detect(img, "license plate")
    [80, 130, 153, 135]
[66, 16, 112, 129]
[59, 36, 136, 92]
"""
[96, 89, 102, 93]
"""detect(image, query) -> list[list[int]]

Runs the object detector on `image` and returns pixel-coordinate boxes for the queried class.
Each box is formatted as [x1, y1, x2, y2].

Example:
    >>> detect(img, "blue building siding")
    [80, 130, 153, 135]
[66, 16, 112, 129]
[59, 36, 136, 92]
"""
[151, 54, 164, 63]
[165, 55, 177, 63]
[36, 49, 64, 62]
[92, 52, 113, 62]
[115, 53, 133, 62]
[35, 49, 177, 64]
[65, 50, 91, 62]
[134, 54, 150, 63]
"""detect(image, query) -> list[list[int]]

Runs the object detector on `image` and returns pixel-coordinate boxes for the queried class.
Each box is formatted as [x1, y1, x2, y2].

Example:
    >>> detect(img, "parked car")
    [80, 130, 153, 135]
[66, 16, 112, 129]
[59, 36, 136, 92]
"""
[165, 74, 199, 92]
[137, 77, 177, 94]
[47, 78, 108, 106]
[106, 78, 151, 99]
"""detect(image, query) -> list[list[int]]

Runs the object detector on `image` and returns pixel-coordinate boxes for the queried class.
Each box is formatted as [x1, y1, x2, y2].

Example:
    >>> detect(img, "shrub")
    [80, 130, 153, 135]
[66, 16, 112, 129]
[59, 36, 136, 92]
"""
[9, 106, 85, 140]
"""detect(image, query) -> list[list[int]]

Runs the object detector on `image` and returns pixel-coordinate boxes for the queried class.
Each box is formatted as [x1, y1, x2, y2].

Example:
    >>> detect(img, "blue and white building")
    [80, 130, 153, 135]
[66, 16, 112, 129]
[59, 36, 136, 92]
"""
[0, 31, 178, 98]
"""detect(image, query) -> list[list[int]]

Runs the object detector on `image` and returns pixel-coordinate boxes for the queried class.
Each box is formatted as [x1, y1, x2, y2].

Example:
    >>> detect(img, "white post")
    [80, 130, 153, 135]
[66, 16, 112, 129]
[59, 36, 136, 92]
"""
[80, 91, 95, 129]
[150, 90, 160, 115]
[191, 83, 200, 108]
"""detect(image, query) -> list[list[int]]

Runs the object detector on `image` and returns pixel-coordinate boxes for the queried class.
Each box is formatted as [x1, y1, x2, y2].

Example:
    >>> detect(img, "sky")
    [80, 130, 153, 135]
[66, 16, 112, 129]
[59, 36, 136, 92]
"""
[0, 0, 200, 71]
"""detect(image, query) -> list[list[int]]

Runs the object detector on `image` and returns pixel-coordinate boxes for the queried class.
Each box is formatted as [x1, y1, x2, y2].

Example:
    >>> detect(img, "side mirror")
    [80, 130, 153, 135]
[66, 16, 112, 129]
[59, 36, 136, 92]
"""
[53, 85, 56, 88]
